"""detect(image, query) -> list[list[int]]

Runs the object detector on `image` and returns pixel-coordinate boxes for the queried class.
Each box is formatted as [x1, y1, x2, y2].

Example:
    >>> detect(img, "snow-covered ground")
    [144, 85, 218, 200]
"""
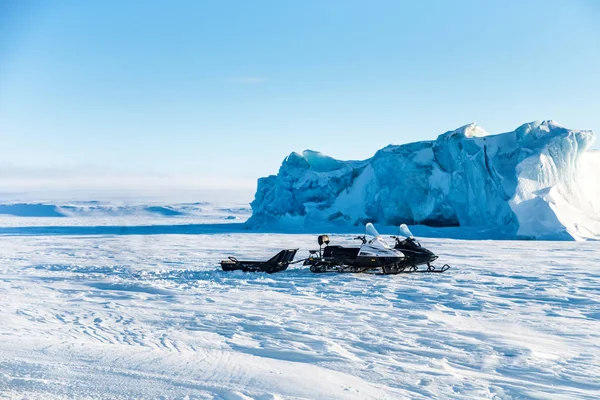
[0, 202, 252, 227]
[1, 227, 599, 399]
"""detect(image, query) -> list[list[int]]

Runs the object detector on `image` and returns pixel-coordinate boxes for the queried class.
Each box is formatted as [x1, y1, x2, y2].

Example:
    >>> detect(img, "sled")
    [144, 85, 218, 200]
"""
[220, 249, 298, 273]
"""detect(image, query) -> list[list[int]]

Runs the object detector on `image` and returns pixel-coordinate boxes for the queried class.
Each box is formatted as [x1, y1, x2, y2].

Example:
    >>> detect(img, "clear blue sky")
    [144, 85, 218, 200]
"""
[1, 0, 599, 200]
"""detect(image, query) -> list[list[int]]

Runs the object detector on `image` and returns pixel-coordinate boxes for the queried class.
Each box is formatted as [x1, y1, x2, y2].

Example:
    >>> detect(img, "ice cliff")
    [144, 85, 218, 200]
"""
[248, 121, 600, 240]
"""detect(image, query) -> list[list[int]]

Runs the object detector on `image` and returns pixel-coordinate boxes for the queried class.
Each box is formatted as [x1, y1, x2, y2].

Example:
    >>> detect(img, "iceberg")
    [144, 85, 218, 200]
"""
[247, 121, 600, 240]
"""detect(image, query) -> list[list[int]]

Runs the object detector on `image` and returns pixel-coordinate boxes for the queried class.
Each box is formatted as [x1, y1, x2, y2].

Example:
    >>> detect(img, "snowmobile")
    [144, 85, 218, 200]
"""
[383, 224, 450, 273]
[304, 223, 407, 274]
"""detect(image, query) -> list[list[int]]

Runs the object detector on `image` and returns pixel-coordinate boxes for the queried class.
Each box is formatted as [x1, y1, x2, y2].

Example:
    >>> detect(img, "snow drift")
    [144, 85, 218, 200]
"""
[248, 121, 600, 240]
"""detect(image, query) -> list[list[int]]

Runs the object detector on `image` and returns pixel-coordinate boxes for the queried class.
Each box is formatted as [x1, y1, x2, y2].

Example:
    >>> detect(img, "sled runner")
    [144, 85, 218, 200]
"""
[221, 249, 298, 273]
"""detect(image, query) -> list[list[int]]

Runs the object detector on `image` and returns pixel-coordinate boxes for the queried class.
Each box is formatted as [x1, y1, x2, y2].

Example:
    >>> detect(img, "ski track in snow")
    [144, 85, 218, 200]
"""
[0, 233, 599, 399]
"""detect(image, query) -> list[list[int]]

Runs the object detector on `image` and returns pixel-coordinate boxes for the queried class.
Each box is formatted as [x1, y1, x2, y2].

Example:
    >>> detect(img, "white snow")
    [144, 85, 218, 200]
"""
[0, 202, 252, 227]
[249, 121, 600, 240]
[0, 224, 599, 399]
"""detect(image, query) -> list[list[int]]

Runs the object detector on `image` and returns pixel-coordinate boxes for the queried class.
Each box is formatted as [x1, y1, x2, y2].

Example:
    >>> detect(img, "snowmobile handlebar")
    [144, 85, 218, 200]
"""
[390, 235, 413, 241]
[354, 236, 367, 244]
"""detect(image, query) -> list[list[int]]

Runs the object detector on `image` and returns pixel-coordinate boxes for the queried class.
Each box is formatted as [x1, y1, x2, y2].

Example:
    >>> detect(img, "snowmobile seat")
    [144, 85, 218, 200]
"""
[323, 245, 360, 258]
[220, 249, 298, 273]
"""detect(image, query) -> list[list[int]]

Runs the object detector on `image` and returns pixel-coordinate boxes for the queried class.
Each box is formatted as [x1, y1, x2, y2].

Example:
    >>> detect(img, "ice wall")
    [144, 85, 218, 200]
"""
[248, 121, 599, 240]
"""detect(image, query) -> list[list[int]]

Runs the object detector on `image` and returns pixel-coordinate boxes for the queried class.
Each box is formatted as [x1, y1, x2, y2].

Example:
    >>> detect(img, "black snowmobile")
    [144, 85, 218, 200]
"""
[384, 224, 450, 273]
[304, 223, 407, 274]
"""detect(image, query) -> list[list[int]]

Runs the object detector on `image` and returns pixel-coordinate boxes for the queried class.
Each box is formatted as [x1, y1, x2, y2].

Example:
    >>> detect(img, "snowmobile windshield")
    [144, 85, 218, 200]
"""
[365, 223, 380, 239]
[365, 223, 391, 249]
[399, 224, 414, 239]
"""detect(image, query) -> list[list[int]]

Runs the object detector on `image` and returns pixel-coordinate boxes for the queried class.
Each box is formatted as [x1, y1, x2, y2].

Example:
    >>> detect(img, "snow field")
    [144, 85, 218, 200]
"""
[0, 234, 598, 399]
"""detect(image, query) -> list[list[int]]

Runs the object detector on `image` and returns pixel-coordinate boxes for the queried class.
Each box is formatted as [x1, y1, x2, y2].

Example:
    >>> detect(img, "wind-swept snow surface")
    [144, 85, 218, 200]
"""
[0, 201, 251, 227]
[248, 121, 600, 240]
[0, 233, 599, 399]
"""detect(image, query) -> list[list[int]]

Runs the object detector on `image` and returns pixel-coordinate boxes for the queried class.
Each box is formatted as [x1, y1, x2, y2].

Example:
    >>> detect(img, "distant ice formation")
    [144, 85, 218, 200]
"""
[248, 121, 600, 240]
